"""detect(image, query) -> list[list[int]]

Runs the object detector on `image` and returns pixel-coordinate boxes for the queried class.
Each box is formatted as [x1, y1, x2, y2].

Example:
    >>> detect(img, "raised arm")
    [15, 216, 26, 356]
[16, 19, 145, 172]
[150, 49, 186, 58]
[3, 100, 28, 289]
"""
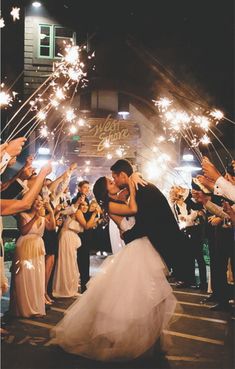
[0, 162, 52, 216]
[44, 202, 56, 231]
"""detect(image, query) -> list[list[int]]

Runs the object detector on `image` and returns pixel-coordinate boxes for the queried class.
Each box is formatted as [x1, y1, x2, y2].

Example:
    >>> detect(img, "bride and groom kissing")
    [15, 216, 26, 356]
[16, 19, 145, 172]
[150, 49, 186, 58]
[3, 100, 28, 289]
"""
[50, 159, 190, 362]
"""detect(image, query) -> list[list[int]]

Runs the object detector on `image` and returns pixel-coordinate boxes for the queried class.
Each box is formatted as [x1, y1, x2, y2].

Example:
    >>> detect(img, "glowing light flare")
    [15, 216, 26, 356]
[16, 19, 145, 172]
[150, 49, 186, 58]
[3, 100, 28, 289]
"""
[69, 125, 77, 134]
[106, 153, 113, 160]
[10, 7, 20, 21]
[116, 147, 125, 157]
[200, 134, 211, 145]
[194, 115, 210, 131]
[104, 139, 111, 148]
[64, 45, 79, 65]
[23, 260, 34, 270]
[0, 17, 5, 28]
[40, 125, 49, 137]
[154, 97, 172, 111]
[37, 111, 47, 121]
[157, 135, 166, 143]
[0, 91, 12, 107]
[78, 118, 85, 126]
[50, 99, 59, 108]
[210, 109, 224, 121]
[55, 88, 65, 100]
[66, 109, 76, 122]
[145, 160, 162, 180]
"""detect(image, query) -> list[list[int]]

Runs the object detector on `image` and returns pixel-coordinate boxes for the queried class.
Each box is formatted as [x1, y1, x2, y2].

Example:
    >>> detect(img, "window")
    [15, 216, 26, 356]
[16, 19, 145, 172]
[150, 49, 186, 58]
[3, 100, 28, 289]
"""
[39, 24, 75, 59]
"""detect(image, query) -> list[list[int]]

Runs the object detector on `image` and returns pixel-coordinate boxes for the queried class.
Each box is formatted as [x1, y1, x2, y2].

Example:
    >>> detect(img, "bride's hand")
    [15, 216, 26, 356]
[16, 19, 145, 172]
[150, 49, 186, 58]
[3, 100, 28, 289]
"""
[130, 172, 147, 190]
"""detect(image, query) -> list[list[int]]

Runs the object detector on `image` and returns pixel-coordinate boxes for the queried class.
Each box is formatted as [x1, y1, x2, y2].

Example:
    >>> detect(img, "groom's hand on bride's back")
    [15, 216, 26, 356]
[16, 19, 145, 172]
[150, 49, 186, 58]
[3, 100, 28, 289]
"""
[130, 172, 147, 190]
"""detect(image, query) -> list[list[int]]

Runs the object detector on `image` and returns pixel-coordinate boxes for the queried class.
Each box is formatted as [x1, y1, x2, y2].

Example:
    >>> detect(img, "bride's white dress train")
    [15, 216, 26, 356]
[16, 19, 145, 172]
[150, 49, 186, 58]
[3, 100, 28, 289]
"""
[50, 217, 177, 361]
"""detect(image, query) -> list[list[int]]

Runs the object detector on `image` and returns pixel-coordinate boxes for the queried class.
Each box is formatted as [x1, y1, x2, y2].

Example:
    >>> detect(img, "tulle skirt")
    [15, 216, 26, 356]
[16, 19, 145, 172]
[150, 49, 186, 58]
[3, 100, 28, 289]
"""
[51, 237, 177, 361]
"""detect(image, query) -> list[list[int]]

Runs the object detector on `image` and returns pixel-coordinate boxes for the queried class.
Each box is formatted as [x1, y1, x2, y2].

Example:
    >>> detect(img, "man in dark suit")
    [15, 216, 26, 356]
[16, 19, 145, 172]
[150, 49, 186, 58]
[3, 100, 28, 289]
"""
[111, 159, 192, 285]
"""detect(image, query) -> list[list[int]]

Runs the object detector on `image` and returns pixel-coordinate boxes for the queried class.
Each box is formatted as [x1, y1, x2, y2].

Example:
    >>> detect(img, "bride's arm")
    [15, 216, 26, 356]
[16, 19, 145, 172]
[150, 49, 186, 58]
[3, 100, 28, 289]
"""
[108, 179, 137, 216]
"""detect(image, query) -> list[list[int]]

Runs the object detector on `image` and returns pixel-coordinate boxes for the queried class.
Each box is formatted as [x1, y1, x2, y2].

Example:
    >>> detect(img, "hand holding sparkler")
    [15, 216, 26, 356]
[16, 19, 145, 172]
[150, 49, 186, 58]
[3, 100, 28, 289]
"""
[223, 201, 235, 226]
[39, 161, 52, 177]
[201, 156, 221, 182]
[0, 142, 8, 160]
[69, 162, 77, 172]
[5, 137, 26, 158]
[196, 175, 215, 192]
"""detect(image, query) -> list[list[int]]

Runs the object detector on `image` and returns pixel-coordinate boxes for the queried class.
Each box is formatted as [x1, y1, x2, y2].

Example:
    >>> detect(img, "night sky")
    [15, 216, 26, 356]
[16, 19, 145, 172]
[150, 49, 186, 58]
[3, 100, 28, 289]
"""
[1, 0, 234, 149]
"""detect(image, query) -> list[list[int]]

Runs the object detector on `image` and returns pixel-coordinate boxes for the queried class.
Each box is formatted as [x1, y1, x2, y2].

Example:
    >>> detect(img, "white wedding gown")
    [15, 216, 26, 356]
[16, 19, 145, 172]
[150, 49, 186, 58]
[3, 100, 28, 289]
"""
[50, 217, 177, 361]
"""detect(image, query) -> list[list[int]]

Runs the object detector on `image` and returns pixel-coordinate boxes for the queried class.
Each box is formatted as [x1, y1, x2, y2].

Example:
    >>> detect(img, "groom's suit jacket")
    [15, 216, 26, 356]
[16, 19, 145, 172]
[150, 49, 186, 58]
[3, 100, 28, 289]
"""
[123, 182, 191, 282]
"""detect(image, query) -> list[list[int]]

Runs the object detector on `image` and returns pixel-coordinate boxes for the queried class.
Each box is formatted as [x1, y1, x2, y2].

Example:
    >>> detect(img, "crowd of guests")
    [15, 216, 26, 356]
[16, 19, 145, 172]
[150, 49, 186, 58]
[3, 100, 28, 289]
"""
[0, 137, 112, 331]
[169, 157, 234, 312]
[0, 137, 234, 336]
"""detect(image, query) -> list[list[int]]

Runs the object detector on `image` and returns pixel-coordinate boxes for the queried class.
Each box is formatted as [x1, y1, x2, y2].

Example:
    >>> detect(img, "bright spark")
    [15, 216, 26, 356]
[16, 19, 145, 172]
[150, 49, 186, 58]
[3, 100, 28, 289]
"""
[200, 134, 211, 145]
[69, 125, 77, 134]
[64, 46, 79, 65]
[0, 17, 5, 28]
[10, 7, 20, 21]
[66, 109, 76, 122]
[154, 97, 172, 111]
[55, 88, 65, 100]
[210, 109, 224, 121]
[0, 91, 11, 107]
[78, 118, 85, 126]
[37, 111, 47, 121]
[40, 126, 49, 137]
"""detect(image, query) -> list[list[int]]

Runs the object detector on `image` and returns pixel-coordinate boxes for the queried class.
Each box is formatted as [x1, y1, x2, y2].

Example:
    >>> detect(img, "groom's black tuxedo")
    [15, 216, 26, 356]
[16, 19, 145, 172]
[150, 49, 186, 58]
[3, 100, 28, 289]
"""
[123, 182, 191, 282]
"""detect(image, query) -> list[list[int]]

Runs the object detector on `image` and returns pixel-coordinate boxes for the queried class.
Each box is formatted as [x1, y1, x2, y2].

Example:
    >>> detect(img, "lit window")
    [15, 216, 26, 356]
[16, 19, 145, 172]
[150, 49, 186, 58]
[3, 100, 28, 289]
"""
[39, 24, 76, 59]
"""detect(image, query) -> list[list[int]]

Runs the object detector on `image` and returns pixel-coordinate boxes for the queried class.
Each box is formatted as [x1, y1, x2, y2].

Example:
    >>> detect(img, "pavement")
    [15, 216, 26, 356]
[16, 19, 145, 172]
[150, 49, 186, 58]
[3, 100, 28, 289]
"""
[1, 256, 234, 369]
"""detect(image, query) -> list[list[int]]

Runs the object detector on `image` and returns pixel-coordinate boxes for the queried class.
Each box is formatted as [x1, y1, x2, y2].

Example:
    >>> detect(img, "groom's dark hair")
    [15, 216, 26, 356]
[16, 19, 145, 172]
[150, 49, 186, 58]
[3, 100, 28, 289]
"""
[110, 159, 133, 177]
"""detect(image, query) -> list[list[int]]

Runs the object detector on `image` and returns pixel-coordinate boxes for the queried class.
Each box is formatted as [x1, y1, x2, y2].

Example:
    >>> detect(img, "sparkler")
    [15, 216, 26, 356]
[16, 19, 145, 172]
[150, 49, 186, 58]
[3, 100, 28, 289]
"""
[0, 17, 5, 28]
[10, 7, 20, 21]
[154, 96, 230, 163]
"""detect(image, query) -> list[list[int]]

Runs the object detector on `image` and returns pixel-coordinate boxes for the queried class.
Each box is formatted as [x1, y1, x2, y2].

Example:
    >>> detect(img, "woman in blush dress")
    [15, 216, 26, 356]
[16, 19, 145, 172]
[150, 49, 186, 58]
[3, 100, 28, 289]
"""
[50, 176, 177, 362]
[10, 196, 56, 318]
[52, 211, 83, 298]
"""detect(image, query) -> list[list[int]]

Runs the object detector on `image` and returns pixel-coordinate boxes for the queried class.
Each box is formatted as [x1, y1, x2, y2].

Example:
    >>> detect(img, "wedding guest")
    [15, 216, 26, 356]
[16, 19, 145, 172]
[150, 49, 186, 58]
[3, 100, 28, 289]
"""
[10, 196, 55, 318]
[75, 201, 99, 293]
[72, 180, 90, 206]
[52, 210, 83, 298]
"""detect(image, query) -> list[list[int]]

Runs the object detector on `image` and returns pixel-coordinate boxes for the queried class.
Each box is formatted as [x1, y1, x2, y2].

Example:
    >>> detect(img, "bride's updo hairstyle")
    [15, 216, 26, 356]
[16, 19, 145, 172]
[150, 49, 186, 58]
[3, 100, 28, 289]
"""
[93, 177, 109, 211]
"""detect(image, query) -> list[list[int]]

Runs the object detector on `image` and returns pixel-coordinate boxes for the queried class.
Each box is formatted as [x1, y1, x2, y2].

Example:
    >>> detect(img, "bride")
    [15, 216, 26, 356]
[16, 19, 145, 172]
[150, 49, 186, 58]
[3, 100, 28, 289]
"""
[50, 175, 177, 362]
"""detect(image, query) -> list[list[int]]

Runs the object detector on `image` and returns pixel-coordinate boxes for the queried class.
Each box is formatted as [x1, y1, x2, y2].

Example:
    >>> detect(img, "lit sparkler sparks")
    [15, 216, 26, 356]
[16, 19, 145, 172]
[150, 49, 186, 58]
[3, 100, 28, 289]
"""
[0, 17, 5, 28]
[69, 124, 77, 134]
[10, 7, 20, 21]
[0, 91, 12, 107]
[210, 109, 224, 121]
[200, 134, 211, 145]
[37, 110, 47, 121]
[66, 109, 76, 122]
[40, 125, 49, 137]
[153, 97, 172, 111]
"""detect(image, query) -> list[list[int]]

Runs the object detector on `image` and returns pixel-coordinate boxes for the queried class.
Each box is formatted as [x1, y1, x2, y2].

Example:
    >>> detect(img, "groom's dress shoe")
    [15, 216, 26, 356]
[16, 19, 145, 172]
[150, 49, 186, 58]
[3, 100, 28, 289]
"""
[200, 294, 217, 304]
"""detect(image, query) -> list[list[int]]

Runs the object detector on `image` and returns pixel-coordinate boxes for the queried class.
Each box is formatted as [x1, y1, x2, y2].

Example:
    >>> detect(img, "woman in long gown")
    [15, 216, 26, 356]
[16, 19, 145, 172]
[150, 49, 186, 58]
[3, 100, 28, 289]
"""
[10, 195, 56, 318]
[52, 213, 83, 298]
[50, 176, 177, 361]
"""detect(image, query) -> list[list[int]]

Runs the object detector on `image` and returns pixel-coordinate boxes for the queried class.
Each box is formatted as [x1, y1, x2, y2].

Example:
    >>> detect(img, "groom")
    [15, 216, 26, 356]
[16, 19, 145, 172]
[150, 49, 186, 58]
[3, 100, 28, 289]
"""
[111, 159, 193, 286]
